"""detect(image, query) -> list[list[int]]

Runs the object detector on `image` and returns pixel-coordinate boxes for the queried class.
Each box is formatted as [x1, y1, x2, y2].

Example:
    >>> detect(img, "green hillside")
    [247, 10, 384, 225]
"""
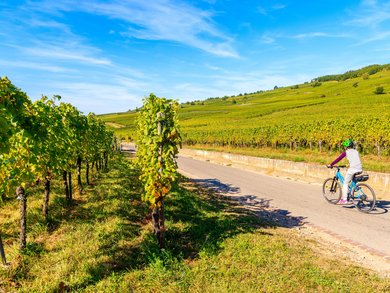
[101, 64, 390, 169]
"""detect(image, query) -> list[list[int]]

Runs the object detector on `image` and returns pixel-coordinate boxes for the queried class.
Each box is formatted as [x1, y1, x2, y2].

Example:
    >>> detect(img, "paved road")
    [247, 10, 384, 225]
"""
[177, 155, 390, 259]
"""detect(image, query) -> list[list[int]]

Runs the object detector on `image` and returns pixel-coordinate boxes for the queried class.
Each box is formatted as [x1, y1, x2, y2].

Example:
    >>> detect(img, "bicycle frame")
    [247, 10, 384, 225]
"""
[334, 168, 344, 185]
[332, 167, 360, 196]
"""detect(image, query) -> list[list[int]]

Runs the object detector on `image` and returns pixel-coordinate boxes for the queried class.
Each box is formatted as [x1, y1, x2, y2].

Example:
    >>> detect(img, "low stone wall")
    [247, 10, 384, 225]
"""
[180, 148, 390, 199]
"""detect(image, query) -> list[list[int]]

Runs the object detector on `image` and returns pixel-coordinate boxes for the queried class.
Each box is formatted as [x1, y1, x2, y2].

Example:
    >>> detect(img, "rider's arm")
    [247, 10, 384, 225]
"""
[330, 151, 346, 166]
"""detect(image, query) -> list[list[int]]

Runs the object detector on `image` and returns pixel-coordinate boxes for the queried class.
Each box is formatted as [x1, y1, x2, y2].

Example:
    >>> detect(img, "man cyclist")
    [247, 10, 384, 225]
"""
[328, 139, 363, 204]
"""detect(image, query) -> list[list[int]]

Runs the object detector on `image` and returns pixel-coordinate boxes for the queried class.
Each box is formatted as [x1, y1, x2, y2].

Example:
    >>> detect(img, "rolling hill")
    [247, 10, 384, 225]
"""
[101, 64, 390, 158]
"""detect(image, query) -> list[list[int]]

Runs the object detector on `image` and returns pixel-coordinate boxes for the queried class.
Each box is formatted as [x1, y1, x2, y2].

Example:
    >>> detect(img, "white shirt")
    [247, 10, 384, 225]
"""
[346, 148, 362, 171]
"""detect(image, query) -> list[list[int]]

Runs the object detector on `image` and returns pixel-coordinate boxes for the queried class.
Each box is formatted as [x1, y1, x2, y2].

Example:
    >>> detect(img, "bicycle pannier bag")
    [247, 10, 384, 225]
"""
[355, 174, 369, 182]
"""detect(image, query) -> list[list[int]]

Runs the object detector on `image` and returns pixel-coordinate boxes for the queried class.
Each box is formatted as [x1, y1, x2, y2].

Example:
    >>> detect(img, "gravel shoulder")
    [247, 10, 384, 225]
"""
[297, 224, 390, 277]
[229, 186, 390, 278]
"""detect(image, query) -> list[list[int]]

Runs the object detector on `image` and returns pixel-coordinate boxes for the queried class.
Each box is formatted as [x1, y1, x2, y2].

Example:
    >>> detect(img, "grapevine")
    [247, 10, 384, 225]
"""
[0, 77, 114, 250]
[136, 93, 181, 247]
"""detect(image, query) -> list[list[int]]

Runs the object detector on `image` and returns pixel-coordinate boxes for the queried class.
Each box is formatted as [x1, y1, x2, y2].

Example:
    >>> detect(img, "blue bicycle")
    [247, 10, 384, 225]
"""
[322, 166, 376, 213]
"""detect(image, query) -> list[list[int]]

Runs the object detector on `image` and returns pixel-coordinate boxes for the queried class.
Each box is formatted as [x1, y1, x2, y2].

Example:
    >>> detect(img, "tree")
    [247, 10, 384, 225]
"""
[374, 86, 385, 95]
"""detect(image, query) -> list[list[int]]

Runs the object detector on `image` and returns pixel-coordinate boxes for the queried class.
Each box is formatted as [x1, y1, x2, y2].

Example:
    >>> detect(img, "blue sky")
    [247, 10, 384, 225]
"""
[1, 0, 390, 114]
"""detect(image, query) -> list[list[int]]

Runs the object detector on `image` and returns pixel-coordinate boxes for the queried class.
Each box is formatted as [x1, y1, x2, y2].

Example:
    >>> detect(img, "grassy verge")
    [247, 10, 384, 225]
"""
[185, 144, 390, 173]
[0, 154, 389, 292]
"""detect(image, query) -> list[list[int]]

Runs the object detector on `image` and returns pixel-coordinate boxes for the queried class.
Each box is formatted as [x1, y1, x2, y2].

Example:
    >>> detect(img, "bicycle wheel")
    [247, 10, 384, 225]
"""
[322, 178, 341, 204]
[352, 183, 376, 213]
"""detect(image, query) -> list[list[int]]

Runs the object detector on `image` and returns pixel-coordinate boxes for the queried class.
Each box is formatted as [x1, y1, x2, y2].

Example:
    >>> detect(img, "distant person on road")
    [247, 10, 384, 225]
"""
[328, 139, 362, 205]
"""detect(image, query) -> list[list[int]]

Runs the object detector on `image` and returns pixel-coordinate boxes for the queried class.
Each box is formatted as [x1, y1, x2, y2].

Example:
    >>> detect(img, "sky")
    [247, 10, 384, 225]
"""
[1, 0, 390, 114]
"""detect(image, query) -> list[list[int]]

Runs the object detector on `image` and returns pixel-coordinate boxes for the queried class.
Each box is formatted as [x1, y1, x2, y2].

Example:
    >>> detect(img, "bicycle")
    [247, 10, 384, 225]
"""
[322, 165, 376, 213]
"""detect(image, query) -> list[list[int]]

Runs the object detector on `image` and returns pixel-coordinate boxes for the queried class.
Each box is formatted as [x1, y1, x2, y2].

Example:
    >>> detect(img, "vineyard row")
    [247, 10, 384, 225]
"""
[182, 117, 390, 156]
[1, 76, 116, 250]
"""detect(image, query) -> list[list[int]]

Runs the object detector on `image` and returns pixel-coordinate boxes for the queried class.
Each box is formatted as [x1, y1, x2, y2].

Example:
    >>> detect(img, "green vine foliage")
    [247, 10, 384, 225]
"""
[136, 94, 181, 207]
[0, 77, 32, 154]
[0, 77, 37, 194]
[0, 77, 115, 198]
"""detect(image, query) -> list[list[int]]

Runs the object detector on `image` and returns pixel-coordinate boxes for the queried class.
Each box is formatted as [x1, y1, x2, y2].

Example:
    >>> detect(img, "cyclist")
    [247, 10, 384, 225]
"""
[328, 139, 362, 204]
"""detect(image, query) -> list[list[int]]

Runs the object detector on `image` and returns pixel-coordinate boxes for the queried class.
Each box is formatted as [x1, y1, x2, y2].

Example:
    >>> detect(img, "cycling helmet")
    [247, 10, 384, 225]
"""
[342, 139, 354, 148]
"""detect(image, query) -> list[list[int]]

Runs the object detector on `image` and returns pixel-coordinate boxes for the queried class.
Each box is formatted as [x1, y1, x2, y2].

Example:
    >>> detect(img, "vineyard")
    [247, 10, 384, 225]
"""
[0, 77, 115, 253]
[101, 64, 390, 158]
[2, 74, 390, 291]
[0, 84, 183, 289]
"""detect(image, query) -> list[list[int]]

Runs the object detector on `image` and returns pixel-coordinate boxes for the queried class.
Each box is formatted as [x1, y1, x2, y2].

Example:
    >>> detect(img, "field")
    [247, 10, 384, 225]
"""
[1, 155, 389, 292]
[100, 65, 390, 172]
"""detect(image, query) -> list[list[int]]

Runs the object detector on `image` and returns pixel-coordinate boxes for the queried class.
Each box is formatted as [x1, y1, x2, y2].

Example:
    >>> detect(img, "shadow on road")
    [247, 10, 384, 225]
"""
[191, 178, 306, 229]
[192, 178, 240, 194]
[370, 199, 389, 215]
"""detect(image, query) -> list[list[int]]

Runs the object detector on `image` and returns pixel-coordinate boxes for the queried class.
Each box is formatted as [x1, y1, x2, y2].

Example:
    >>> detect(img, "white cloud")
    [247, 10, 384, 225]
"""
[259, 30, 351, 46]
[41, 81, 144, 114]
[272, 4, 287, 10]
[114, 76, 148, 90]
[25, 0, 239, 58]
[257, 3, 287, 16]
[257, 6, 268, 16]
[56, 82, 136, 101]
[291, 32, 350, 39]
[204, 64, 223, 71]
[22, 46, 112, 65]
[27, 18, 70, 30]
[260, 33, 276, 44]
[348, 11, 390, 27]
[346, 0, 390, 27]
[362, 0, 378, 7]
[0, 60, 72, 72]
[0, 4, 113, 67]
[353, 30, 390, 45]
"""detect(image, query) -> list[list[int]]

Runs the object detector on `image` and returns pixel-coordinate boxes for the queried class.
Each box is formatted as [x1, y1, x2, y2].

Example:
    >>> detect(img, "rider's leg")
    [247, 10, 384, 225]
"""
[342, 171, 353, 200]
[342, 168, 361, 201]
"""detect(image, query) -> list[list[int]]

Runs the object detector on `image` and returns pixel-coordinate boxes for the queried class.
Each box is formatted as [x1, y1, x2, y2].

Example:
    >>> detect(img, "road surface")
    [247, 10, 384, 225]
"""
[177, 154, 390, 260]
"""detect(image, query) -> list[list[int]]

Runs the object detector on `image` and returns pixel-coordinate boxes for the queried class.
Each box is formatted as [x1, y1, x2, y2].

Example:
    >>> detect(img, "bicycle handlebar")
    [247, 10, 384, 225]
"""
[327, 165, 347, 169]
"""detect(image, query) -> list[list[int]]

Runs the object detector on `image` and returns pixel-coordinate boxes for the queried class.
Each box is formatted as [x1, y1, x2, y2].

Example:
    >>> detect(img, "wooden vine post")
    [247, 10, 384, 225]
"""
[0, 232, 7, 265]
[153, 112, 166, 247]
[136, 94, 181, 248]
[16, 186, 27, 250]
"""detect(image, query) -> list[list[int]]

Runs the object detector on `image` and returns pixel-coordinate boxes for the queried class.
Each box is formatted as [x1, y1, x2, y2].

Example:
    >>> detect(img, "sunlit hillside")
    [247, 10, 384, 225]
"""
[100, 64, 390, 158]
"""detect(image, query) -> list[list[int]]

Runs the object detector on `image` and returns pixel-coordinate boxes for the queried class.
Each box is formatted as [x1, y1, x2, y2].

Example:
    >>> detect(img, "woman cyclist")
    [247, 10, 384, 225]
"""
[328, 139, 363, 204]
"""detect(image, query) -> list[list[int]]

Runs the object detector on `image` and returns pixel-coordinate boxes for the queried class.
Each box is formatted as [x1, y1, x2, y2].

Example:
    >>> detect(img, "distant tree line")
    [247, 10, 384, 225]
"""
[314, 64, 390, 83]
